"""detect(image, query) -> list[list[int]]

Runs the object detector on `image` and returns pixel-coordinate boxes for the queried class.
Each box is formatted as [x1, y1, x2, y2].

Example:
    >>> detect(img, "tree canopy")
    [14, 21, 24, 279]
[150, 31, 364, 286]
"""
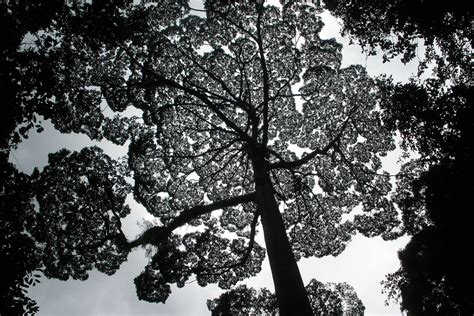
[2, 1, 406, 314]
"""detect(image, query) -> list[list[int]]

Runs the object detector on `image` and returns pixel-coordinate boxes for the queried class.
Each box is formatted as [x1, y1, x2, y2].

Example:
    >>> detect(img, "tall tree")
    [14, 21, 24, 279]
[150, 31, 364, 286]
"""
[5, 1, 401, 314]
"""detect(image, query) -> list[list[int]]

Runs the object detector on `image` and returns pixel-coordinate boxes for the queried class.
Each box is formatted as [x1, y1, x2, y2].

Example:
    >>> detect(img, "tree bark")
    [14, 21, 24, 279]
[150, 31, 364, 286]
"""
[252, 156, 313, 315]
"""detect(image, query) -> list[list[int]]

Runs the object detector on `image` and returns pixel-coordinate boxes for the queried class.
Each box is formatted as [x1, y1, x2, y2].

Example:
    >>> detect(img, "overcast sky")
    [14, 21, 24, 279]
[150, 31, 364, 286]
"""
[9, 1, 428, 315]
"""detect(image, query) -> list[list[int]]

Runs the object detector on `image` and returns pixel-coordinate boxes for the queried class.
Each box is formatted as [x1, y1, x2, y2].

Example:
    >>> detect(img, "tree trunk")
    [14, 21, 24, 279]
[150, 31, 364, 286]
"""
[252, 156, 313, 315]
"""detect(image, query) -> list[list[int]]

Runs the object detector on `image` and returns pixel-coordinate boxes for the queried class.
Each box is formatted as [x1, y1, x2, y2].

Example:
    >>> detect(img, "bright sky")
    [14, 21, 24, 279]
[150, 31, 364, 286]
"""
[12, 1, 426, 315]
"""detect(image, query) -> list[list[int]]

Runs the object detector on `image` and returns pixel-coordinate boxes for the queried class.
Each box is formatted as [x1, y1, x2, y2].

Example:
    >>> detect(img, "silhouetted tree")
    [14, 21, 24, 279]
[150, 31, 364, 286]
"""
[4, 1, 402, 314]
[379, 81, 473, 314]
[0, 154, 41, 314]
[0, 2, 69, 312]
[1, 2, 134, 313]
[0, 0, 65, 150]
[207, 279, 365, 315]
[321, 1, 473, 313]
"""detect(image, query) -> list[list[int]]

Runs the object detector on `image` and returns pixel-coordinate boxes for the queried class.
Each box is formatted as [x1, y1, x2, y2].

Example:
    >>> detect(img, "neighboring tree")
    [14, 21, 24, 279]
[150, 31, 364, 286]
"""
[0, 0, 64, 150]
[324, 0, 472, 81]
[207, 279, 365, 315]
[207, 284, 277, 315]
[3, 1, 402, 314]
[0, 0, 134, 151]
[322, 1, 473, 313]
[1, 1, 133, 313]
[379, 80, 473, 314]
[0, 154, 41, 314]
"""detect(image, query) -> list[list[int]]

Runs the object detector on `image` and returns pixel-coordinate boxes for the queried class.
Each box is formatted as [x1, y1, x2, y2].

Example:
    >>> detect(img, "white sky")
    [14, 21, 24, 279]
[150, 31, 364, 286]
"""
[10, 1, 427, 315]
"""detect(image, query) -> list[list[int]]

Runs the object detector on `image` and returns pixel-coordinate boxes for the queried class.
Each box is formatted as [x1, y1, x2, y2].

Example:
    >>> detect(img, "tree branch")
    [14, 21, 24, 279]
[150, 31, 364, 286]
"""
[197, 210, 260, 276]
[256, 7, 271, 147]
[119, 43, 254, 144]
[128, 192, 256, 248]
[269, 103, 360, 170]
[174, 44, 249, 112]
[268, 140, 335, 170]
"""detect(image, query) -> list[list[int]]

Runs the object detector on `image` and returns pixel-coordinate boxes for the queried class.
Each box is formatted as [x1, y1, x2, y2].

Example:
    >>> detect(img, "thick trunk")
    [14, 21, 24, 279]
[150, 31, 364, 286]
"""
[253, 157, 313, 315]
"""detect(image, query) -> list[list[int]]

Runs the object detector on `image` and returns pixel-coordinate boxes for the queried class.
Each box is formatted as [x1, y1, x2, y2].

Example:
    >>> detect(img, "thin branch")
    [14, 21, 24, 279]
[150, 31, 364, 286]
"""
[197, 210, 260, 275]
[269, 102, 360, 170]
[256, 7, 270, 147]
[118, 43, 253, 144]
[174, 44, 249, 112]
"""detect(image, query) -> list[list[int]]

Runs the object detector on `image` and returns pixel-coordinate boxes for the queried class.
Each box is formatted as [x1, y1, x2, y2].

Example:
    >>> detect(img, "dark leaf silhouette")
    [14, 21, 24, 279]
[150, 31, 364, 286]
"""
[324, 0, 472, 80]
[31, 146, 131, 281]
[0, 154, 40, 315]
[323, 1, 473, 312]
[380, 81, 473, 313]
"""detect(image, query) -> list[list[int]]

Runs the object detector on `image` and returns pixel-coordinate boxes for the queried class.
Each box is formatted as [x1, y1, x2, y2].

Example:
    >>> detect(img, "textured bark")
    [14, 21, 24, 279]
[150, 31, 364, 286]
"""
[253, 156, 313, 315]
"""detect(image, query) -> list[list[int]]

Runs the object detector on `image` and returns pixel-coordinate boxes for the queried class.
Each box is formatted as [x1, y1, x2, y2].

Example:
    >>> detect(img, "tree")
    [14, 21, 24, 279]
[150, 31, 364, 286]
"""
[0, 0, 65, 150]
[4, 1, 401, 314]
[207, 279, 365, 315]
[379, 80, 474, 314]
[0, 0, 134, 151]
[324, 0, 472, 81]
[0, 153, 41, 314]
[322, 1, 473, 312]
[1, 1, 133, 313]
[0, 3, 65, 304]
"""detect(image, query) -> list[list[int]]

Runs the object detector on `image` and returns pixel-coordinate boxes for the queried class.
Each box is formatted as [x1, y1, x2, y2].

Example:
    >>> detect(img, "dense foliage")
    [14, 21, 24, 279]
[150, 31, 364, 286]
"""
[380, 81, 473, 314]
[0, 154, 40, 314]
[1, 1, 64, 150]
[324, 0, 472, 81]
